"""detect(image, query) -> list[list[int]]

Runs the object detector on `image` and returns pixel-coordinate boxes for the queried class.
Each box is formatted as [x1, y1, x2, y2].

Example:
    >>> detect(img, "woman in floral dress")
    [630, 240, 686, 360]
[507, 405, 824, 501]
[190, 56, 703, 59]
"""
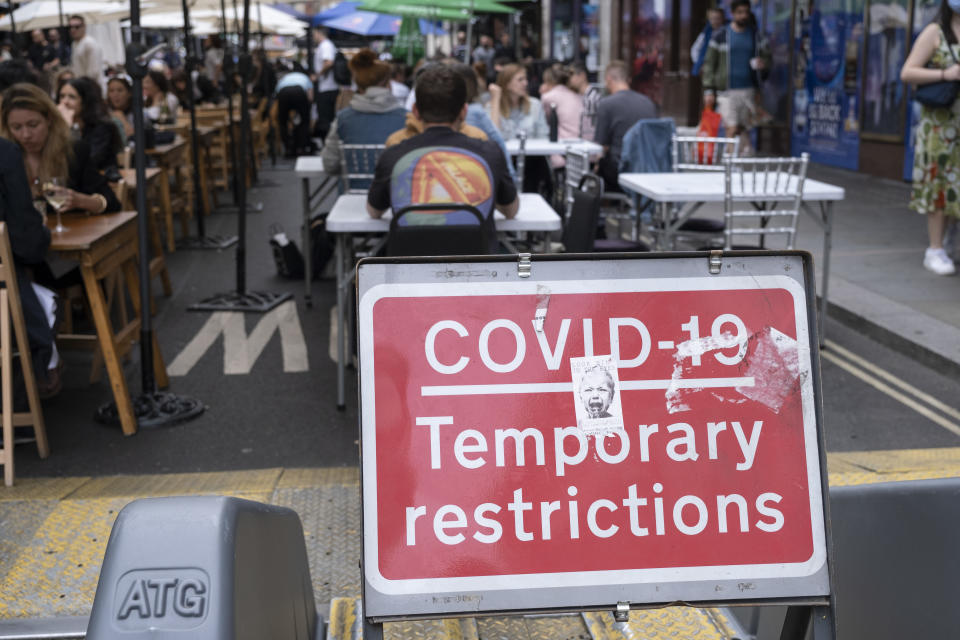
[902, 0, 960, 275]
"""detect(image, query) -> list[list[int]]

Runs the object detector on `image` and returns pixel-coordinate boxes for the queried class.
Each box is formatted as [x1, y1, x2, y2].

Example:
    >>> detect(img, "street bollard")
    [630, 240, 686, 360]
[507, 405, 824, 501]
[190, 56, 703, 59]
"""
[86, 496, 319, 639]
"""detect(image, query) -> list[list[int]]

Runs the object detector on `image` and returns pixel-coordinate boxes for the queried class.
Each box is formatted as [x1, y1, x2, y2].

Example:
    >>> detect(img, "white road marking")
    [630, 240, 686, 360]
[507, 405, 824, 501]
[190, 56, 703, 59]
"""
[825, 340, 960, 422]
[168, 300, 308, 376]
[821, 349, 960, 438]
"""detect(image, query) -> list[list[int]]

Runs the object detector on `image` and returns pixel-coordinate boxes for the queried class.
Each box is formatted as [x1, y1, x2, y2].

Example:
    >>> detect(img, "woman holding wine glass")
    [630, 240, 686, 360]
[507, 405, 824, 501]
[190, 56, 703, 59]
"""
[0, 82, 120, 228]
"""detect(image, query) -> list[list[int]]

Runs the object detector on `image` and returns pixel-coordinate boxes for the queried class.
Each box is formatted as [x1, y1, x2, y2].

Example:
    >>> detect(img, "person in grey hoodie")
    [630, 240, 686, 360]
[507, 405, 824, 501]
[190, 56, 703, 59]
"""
[321, 49, 407, 186]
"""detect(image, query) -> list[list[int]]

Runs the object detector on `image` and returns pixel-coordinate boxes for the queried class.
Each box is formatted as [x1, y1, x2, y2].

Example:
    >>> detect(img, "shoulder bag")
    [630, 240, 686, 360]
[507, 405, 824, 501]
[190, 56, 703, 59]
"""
[915, 27, 960, 108]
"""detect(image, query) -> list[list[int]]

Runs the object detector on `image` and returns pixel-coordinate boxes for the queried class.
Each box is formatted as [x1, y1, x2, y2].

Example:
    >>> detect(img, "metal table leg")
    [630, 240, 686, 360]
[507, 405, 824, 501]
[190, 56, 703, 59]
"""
[818, 201, 834, 346]
[301, 177, 312, 308]
[336, 233, 348, 410]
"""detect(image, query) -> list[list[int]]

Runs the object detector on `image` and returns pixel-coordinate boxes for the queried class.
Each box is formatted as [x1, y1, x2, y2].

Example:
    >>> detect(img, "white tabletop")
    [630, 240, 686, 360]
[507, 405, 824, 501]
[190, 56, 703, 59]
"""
[327, 193, 561, 233]
[618, 171, 846, 203]
[294, 156, 328, 176]
[505, 138, 603, 157]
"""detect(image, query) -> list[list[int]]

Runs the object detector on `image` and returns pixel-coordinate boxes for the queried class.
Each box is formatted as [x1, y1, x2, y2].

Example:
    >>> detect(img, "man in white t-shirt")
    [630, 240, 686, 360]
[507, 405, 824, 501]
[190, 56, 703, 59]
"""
[68, 15, 103, 84]
[312, 27, 339, 142]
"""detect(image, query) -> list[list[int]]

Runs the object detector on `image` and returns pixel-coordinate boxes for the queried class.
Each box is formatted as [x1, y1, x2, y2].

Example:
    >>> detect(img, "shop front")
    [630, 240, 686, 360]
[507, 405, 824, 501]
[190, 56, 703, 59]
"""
[608, 0, 937, 179]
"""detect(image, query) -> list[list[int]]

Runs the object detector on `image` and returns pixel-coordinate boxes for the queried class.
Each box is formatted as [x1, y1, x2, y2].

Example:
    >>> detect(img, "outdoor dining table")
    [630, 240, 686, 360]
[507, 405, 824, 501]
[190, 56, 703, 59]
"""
[50, 211, 169, 436]
[618, 171, 846, 344]
[327, 192, 563, 409]
[146, 137, 189, 251]
[504, 138, 602, 157]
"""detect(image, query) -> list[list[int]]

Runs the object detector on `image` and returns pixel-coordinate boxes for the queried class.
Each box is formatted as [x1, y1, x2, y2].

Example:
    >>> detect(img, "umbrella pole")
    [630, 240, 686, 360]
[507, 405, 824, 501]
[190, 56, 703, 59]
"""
[178, 0, 239, 250]
[220, 0, 242, 206]
[8, 2, 15, 37]
[58, 0, 63, 28]
[188, 0, 291, 313]
[466, 17, 472, 64]
[96, 0, 204, 429]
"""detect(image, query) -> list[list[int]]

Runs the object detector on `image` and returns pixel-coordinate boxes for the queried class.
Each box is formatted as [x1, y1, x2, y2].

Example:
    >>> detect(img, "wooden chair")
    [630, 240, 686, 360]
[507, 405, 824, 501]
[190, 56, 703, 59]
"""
[0, 222, 50, 485]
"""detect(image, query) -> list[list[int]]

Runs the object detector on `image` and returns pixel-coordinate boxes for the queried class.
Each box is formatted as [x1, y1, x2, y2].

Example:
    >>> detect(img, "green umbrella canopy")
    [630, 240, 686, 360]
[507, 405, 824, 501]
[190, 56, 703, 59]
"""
[362, 0, 516, 16]
[359, 2, 473, 21]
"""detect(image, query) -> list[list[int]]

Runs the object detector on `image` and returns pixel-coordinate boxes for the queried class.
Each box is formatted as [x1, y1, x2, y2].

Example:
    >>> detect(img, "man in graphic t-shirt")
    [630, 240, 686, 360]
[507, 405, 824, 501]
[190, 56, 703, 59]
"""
[367, 65, 518, 251]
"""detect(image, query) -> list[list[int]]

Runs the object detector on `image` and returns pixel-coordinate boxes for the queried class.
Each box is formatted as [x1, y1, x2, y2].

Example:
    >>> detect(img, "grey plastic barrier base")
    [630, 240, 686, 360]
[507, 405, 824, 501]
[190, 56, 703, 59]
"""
[86, 496, 319, 639]
[728, 477, 960, 639]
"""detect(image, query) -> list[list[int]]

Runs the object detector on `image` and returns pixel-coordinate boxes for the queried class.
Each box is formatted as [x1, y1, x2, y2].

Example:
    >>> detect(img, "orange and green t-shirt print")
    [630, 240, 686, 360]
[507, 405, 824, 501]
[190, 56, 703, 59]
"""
[390, 146, 494, 226]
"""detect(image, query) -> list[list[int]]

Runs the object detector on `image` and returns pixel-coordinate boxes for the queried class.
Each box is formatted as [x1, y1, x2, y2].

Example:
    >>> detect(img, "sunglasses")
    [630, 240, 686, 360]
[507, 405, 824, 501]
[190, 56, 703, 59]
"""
[69, 24, 83, 29]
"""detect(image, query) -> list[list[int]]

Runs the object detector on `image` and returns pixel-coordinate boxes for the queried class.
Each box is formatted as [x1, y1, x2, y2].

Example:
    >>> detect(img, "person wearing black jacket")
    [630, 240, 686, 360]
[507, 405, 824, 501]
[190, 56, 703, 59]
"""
[58, 76, 122, 174]
[0, 137, 56, 393]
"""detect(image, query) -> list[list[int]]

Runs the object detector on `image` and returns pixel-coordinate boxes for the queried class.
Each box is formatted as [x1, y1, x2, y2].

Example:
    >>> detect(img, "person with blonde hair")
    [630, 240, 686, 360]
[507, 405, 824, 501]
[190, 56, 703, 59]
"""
[486, 63, 548, 140]
[1, 82, 120, 215]
[487, 63, 549, 192]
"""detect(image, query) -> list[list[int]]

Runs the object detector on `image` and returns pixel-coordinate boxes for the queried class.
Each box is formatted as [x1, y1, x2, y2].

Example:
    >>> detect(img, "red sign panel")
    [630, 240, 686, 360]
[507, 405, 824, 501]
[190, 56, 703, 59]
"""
[359, 275, 826, 604]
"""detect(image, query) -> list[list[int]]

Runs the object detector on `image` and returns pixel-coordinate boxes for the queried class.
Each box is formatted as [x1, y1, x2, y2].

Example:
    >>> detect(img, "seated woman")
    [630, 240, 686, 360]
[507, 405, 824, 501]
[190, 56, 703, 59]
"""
[321, 49, 408, 186]
[142, 69, 179, 125]
[487, 63, 550, 193]
[58, 76, 123, 174]
[106, 75, 134, 144]
[539, 64, 584, 167]
[1, 83, 121, 216]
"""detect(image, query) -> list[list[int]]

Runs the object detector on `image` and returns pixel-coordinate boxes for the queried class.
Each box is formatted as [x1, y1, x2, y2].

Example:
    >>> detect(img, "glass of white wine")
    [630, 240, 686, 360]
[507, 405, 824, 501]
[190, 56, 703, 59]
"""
[42, 177, 68, 233]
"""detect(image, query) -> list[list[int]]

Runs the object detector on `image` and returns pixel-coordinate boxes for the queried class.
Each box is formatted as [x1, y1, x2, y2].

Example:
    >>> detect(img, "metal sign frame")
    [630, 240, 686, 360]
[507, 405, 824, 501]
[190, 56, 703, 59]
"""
[356, 251, 836, 638]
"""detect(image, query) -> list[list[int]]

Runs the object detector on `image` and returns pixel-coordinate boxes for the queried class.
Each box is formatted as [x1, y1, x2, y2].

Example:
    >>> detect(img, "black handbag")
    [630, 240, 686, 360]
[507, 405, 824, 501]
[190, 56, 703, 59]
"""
[916, 27, 960, 108]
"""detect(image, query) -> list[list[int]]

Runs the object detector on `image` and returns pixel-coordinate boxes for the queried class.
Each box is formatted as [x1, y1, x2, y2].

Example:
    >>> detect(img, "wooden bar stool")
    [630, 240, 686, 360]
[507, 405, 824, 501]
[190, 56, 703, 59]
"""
[0, 223, 50, 485]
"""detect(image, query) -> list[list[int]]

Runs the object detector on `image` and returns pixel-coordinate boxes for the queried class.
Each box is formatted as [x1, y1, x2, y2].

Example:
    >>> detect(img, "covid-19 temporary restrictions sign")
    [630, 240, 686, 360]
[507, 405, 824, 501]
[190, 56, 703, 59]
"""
[357, 254, 830, 619]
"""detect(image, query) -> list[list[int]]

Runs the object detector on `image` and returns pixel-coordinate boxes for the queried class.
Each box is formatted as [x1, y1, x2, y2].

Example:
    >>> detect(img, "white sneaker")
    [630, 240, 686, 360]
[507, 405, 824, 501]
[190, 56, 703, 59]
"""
[923, 248, 956, 275]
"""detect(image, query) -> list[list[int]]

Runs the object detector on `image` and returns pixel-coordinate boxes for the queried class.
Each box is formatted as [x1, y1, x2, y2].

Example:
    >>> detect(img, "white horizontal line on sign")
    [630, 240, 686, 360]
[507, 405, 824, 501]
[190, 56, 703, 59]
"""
[421, 377, 755, 397]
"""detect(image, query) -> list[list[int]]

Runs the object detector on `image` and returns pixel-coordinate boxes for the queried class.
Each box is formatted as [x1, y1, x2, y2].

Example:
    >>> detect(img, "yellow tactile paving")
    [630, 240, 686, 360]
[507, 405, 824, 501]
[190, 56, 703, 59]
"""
[0, 498, 123, 617]
[67, 467, 283, 499]
[0, 476, 90, 502]
[584, 608, 730, 640]
[277, 466, 359, 489]
[0, 449, 956, 626]
[827, 447, 960, 486]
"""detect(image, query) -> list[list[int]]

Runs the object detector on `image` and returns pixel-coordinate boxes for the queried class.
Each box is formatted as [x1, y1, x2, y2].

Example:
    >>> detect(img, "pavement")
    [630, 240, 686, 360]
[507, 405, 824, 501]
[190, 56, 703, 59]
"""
[1, 156, 960, 637]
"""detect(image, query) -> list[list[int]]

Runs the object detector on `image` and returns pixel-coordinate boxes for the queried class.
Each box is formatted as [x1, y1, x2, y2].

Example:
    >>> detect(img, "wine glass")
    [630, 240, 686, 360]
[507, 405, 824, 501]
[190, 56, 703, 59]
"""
[42, 177, 68, 233]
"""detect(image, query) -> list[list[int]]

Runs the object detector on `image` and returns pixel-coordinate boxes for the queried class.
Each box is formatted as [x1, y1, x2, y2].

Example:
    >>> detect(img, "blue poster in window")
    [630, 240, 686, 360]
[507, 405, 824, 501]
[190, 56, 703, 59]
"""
[791, 0, 865, 169]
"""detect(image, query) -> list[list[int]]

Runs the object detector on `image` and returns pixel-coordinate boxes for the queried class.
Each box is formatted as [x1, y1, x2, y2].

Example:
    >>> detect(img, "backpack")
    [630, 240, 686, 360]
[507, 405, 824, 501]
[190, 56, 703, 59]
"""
[332, 51, 351, 86]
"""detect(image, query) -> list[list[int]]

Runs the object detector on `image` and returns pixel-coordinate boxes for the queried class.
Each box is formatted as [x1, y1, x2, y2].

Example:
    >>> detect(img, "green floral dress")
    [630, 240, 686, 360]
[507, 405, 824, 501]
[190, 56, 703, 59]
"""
[910, 31, 960, 218]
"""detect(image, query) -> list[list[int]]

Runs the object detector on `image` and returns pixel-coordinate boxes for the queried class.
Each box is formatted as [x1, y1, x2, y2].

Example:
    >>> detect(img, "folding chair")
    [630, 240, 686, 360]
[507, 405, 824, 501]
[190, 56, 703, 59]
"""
[563, 147, 591, 220]
[387, 203, 493, 257]
[339, 143, 386, 194]
[563, 173, 650, 254]
[672, 134, 740, 172]
[723, 153, 810, 250]
[662, 134, 742, 249]
[0, 223, 50, 485]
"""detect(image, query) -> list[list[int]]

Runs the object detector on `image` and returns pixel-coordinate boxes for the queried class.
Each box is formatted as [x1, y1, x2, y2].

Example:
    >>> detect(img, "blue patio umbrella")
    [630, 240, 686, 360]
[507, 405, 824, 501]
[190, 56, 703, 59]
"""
[322, 10, 401, 35]
[311, 1, 361, 25]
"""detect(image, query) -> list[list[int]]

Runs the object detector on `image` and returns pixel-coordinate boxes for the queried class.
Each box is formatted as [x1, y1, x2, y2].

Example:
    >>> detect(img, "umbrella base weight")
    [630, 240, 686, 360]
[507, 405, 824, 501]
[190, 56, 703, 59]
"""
[95, 391, 206, 430]
[177, 234, 239, 250]
[188, 290, 293, 313]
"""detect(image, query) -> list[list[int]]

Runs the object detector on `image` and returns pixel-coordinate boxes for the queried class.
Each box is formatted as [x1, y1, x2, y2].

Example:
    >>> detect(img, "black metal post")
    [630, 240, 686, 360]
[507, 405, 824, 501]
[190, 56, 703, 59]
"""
[188, 0, 290, 313]
[96, 0, 204, 428]
[178, 0, 238, 250]
[220, 0, 242, 206]
[127, 12, 155, 396]
[8, 1, 16, 37]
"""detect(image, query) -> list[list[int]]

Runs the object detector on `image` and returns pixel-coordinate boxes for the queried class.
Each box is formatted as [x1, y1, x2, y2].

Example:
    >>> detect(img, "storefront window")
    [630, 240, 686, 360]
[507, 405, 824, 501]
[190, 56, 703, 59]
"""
[553, 0, 576, 60]
[861, 0, 910, 138]
[627, 0, 667, 104]
[581, 0, 600, 71]
[757, 0, 794, 123]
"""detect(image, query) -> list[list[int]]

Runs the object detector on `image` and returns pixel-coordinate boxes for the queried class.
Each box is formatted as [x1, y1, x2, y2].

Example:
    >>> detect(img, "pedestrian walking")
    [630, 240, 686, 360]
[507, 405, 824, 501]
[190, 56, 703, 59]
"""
[313, 27, 339, 143]
[691, 8, 725, 77]
[700, 0, 770, 154]
[67, 16, 103, 85]
[901, 0, 960, 275]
